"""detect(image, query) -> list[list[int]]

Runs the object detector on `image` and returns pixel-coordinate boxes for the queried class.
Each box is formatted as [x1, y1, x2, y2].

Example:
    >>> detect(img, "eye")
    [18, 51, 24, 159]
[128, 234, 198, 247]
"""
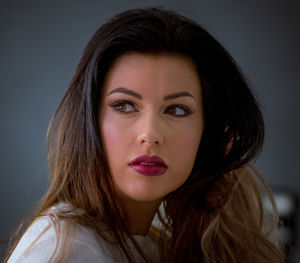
[110, 100, 138, 114]
[165, 104, 192, 117]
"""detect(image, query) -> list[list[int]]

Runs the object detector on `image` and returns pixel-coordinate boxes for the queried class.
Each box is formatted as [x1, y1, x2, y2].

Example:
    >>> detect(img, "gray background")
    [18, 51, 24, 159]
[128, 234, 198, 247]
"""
[1, 0, 299, 261]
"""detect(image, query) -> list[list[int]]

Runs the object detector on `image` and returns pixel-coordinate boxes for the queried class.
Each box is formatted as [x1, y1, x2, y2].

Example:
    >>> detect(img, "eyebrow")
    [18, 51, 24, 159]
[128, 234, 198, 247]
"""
[107, 87, 195, 101]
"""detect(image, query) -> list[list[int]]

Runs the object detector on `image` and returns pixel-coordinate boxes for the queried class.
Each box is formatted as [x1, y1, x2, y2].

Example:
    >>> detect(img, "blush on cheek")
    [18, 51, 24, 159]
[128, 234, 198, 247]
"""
[100, 120, 121, 148]
[100, 127, 118, 157]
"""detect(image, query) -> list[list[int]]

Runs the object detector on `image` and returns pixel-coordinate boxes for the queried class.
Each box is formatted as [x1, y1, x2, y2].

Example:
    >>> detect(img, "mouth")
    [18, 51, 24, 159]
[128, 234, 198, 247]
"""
[129, 155, 168, 176]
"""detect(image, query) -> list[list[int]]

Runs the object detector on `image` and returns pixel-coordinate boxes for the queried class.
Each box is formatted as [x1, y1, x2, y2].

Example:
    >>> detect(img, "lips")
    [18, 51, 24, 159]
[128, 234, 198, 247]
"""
[129, 155, 168, 176]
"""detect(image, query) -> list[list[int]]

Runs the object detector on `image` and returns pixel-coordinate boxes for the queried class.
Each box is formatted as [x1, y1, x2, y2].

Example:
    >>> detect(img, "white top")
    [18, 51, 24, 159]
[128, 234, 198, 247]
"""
[8, 204, 160, 263]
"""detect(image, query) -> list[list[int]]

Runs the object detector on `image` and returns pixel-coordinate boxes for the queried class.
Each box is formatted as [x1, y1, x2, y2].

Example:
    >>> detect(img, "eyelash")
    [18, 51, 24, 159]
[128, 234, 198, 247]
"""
[109, 100, 192, 117]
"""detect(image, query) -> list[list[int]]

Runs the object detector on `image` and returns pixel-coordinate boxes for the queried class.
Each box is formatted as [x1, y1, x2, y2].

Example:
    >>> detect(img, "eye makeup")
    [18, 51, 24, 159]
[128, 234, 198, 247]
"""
[109, 99, 193, 117]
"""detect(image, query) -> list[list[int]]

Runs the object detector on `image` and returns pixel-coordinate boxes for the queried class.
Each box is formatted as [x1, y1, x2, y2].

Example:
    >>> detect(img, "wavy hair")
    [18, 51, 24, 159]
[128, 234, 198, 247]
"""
[5, 7, 283, 263]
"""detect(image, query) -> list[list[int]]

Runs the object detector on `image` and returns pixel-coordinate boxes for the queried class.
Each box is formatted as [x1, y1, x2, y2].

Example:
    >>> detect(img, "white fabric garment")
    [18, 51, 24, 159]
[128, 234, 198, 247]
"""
[8, 204, 160, 263]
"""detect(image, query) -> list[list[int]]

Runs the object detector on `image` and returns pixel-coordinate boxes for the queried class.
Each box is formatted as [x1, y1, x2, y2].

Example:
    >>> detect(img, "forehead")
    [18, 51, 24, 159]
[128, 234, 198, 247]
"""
[102, 53, 202, 99]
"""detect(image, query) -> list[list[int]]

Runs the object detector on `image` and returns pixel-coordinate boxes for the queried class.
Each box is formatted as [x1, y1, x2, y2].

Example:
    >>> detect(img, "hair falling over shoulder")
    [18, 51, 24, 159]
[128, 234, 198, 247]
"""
[5, 7, 284, 263]
[156, 164, 282, 263]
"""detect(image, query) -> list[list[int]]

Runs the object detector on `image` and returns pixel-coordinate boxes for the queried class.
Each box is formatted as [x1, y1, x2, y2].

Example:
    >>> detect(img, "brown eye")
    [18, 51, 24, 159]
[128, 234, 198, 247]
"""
[110, 100, 137, 114]
[165, 104, 192, 117]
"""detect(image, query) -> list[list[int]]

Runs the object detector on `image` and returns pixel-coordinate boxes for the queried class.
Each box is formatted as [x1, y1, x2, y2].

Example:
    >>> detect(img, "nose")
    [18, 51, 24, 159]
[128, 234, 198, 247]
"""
[137, 134, 160, 146]
[136, 112, 164, 147]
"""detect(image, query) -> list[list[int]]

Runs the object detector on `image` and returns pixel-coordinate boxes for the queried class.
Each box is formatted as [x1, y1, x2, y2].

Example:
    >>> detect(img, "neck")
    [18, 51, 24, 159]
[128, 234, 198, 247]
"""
[122, 198, 162, 236]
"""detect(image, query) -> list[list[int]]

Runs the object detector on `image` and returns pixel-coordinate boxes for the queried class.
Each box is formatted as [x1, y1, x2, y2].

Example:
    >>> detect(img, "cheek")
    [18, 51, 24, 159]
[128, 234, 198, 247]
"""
[101, 120, 118, 145]
[169, 124, 202, 174]
[100, 114, 136, 175]
[100, 115, 126, 161]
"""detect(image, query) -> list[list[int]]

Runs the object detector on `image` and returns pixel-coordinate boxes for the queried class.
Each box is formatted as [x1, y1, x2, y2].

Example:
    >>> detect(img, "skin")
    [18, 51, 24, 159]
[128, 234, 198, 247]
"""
[98, 54, 204, 235]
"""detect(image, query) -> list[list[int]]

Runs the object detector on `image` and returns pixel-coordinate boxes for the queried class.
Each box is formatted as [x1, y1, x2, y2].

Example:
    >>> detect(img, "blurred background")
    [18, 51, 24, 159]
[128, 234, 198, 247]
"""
[0, 0, 299, 262]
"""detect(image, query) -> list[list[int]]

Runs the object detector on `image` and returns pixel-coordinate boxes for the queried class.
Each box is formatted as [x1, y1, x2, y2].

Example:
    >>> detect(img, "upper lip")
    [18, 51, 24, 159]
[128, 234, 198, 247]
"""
[129, 155, 168, 167]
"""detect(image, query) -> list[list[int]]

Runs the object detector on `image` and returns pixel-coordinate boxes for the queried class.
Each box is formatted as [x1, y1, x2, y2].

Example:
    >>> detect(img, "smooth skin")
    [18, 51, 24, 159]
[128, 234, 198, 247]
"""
[99, 54, 204, 234]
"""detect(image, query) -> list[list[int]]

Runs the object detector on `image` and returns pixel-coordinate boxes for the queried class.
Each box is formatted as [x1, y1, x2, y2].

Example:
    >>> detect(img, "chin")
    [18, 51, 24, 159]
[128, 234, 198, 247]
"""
[123, 188, 167, 203]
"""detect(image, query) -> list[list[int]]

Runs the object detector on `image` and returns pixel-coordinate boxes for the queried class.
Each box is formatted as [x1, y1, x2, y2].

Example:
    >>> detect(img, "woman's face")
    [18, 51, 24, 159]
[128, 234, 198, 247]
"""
[99, 54, 204, 203]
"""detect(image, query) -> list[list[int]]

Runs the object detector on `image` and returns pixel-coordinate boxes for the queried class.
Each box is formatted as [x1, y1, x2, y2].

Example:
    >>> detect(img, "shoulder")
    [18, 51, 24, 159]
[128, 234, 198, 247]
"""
[7, 204, 114, 263]
[8, 215, 54, 263]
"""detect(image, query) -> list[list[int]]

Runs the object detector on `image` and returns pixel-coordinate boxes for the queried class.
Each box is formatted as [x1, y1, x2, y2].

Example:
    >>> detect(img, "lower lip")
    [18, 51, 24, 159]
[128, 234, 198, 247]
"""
[129, 164, 168, 176]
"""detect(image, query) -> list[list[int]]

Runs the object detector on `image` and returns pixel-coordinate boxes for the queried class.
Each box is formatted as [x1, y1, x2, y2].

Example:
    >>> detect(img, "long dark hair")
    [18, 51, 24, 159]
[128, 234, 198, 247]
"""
[5, 7, 283, 263]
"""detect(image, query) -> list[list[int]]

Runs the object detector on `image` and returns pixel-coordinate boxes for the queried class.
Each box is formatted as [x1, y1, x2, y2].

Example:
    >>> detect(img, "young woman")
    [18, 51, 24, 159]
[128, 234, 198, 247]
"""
[5, 7, 283, 263]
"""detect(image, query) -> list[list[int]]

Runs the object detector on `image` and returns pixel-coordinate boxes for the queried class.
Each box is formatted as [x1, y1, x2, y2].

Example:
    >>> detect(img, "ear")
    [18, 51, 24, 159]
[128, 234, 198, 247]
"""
[224, 126, 234, 156]
[224, 137, 233, 156]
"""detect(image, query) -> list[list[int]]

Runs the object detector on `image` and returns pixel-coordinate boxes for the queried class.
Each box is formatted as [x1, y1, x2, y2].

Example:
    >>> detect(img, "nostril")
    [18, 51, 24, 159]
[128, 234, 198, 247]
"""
[137, 133, 163, 145]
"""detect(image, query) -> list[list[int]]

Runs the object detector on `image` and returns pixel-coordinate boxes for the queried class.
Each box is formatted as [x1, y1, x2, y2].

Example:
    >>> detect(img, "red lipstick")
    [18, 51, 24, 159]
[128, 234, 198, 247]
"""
[129, 155, 168, 176]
